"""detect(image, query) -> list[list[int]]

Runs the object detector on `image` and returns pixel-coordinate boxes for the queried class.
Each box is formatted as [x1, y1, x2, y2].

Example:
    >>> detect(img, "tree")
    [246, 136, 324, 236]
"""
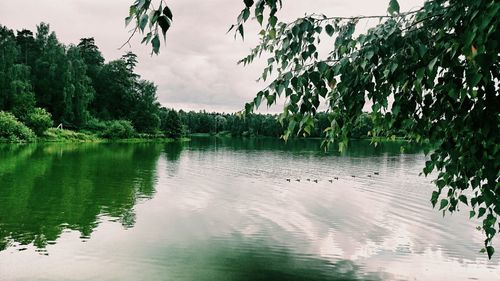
[15, 29, 39, 67]
[131, 80, 161, 133]
[64, 46, 95, 128]
[93, 59, 135, 119]
[0, 26, 36, 120]
[160, 108, 182, 139]
[8, 64, 36, 121]
[77, 37, 104, 88]
[32, 23, 69, 124]
[0, 26, 19, 111]
[214, 115, 227, 133]
[121, 51, 139, 73]
[129, 0, 499, 258]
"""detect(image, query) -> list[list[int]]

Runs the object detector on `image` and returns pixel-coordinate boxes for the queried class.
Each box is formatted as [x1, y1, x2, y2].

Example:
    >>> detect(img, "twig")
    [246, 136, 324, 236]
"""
[119, 25, 138, 50]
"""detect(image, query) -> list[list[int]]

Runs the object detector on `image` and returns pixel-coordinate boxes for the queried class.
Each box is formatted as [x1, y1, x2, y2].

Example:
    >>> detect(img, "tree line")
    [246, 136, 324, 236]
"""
[178, 110, 374, 139]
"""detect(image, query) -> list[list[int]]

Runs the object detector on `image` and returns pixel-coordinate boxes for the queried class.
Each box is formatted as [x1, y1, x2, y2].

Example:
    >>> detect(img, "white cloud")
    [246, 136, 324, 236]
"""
[0, 0, 423, 112]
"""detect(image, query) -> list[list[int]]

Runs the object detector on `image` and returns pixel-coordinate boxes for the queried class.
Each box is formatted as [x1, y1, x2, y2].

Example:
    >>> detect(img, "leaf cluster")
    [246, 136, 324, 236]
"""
[235, 0, 500, 258]
[125, 0, 173, 54]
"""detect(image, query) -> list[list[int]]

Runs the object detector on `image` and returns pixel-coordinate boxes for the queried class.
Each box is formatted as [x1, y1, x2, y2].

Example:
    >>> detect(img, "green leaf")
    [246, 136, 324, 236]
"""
[431, 191, 439, 207]
[486, 246, 495, 259]
[151, 34, 160, 54]
[317, 62, 328, 73]
[325, 24, 334, 36]
[269, 16, 278, 28]
[150, 9, 161, 24]
[244, 0, 254, 8]
[266, 94, 275, 106]
[469, 73, 482, 87]
[365, 50, 374, 60]
[125, 16, 133, 27]
[245, 102, 253, 114]
[238, 25, 244, 39]
[478, 207, 486, 218]
[141, 32, 152, 44]
[439, 199, 448, 210]
[390, 62, 398, 74]
[139, 14, 149, 32]
[416, 68, 425, 81]
[163, 6, 173, 20]
[428, 57, 438, 71]
[257, 14, 264, 25]
[157, 15, 171, 39]
[470, 210, 476, 219]
[269, 28, 276, 39]
[388, 0, 400, 15]
[459, 195, 468, 206]
[417, 44, 427, 58]
[254, 93, 262, 108]
[242, 8, 250, 22]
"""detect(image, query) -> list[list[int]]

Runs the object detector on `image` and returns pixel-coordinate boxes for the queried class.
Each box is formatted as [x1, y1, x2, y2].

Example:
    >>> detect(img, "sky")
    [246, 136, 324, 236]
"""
[0, 0, 423, 113]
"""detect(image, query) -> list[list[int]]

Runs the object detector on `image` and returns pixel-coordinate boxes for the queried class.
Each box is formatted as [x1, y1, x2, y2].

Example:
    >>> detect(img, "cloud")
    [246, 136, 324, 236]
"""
[0, 0, 423, 112]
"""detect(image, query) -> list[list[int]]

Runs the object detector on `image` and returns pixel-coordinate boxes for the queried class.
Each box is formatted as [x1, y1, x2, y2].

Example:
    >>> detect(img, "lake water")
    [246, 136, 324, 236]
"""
[0, 138, 498, 280]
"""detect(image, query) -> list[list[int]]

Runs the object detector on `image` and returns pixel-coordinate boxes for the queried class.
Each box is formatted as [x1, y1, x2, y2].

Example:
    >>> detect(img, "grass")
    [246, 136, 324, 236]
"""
[40, 128, 101, 142]
[39, 128, 190, 143]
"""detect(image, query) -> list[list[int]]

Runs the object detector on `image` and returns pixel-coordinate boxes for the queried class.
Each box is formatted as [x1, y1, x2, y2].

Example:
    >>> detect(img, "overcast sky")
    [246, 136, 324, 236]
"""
[0, 0, 423, 113]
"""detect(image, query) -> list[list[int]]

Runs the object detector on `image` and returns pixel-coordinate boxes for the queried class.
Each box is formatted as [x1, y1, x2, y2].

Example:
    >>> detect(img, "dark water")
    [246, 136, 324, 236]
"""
[0, 138, 498, 280]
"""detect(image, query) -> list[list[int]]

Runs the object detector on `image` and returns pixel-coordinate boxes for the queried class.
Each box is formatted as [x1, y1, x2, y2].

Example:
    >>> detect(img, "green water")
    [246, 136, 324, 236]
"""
[0, 138, 498, 280]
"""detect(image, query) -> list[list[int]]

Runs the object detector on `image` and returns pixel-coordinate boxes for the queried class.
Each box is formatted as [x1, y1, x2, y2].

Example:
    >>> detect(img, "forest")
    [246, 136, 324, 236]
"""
[0, 22, 375, 142]
[0, 23, 180, 141]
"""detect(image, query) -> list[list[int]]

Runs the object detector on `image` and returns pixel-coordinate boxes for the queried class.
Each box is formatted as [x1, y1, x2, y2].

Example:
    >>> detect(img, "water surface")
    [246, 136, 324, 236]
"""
[0, 138, 498, 280]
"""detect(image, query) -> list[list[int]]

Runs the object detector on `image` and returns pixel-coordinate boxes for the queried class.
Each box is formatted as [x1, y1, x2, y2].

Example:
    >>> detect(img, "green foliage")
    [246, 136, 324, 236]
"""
[214, 115, 227, 134]
[177, 111, 286, 138]
[0, 111, 35, 142]
[0, 26, 19, 111]
[160, 108, 182, 139]
[132, 0, 499, 258]
[63, 46, 95, 128]
[8, 64, 36, 120]
[131, 80, 161, 133]
[1, 22, 163, 139]
[25, 107, 53, 136]
[41, 128, 99, 142]
[0, 143, 160, 250]
[125, 0, 173, 54]
[101, 120, 136, 139]
[233, 0, 499, 258]
[77, 37, 104, 84]
[83, 117, 108, 132]
[93, 57, 161, 134]
[351, 113, 374, 139]
[32, 23, 69, 123]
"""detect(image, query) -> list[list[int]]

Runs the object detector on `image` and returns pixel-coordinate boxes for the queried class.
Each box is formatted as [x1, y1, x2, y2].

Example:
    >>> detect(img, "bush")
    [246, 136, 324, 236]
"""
[25, 108, 53, 136]
[0, 111, 35, 142]
[83, 117, 107, 132]
[101, 120, 136, 139]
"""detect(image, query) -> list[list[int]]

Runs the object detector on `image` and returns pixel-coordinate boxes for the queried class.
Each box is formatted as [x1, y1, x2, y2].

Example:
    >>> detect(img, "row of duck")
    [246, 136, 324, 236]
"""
[286, 172, 380, 183]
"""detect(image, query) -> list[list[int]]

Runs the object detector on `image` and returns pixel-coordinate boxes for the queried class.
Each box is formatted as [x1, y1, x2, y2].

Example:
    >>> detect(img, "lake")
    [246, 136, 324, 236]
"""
[0, 138, 498, 280]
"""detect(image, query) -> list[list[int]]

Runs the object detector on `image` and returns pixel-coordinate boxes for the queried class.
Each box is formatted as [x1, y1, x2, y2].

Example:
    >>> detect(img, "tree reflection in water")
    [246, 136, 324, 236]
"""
[0, 143, 166, 252]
